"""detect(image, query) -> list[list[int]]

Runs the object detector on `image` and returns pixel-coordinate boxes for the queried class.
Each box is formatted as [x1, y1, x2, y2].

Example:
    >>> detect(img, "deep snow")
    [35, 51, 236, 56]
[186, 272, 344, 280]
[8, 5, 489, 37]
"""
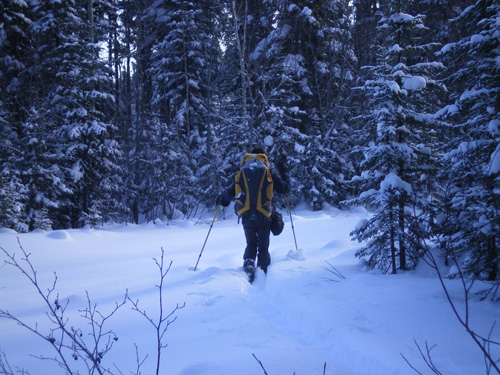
[0, 206, 498, 375]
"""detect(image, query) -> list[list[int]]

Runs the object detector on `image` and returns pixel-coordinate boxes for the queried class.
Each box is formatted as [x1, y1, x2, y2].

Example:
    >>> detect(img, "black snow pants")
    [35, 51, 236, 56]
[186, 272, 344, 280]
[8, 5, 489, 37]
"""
[242, 217, 272, 273]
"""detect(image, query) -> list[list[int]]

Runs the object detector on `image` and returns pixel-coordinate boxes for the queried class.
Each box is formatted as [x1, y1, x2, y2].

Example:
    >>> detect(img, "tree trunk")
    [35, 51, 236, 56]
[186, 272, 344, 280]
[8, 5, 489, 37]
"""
[390, 202, 397, 274]
[88, 0, 94, 44]
[486, 237, 498, 281]
[399, 196, 406, 270]
[231, 0, 252, 139]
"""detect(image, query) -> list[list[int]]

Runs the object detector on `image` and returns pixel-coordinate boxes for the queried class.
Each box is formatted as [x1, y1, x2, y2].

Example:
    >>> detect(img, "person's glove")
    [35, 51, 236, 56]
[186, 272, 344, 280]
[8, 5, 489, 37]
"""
[216, 193, 230, 207]
[216, 194, 223, 206]
[277, 160, 288, 175]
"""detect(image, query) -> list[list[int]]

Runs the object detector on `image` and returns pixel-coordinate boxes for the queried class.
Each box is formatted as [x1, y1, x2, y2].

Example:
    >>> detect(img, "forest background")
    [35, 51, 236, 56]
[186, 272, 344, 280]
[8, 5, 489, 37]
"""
[1, 1, 499, 280]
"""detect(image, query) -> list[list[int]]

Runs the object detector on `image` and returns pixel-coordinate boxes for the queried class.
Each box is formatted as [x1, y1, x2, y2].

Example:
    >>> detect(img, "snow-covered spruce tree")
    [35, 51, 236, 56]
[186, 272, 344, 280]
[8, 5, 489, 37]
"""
[0, 0, 33, 231]
[254, 0, 354, 208]
[30, 0, 122, 228]
[202, 0, 264, 204]
[353, 0, 385, 69]
[148, 0, 217, 153]
[0, 174, 27, 232]
[434, 0, 500, 287]
[224, 0, 276, 132]
[217, 0, 278, 165]
[0, 0, 32, 129]
[301, 0, 355, 208]
[1, 0, 71, 231]
[82, 0, 125, 226]
[15, 108, 73, 230]
[87, 0, 128, 224]
[114, 0, 157, 224]
[347, 1, 445, 273]
[413, 0, 474, 48]
[251, 24, 309, 205]
[294, 136, 348, 210]
[146, 0, 222, 219]
[190, 1, 226, 211]
[216, 0, 283, 200]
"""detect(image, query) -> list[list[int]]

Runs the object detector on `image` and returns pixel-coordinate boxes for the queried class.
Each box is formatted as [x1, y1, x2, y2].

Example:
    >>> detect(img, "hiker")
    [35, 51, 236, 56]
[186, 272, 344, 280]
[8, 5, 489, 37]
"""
[216, 147, 290, 282]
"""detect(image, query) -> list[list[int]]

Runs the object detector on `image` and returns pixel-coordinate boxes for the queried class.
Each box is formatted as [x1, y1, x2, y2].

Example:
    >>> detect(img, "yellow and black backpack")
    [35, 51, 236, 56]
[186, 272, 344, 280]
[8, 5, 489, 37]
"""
[234, 153, 274, 219]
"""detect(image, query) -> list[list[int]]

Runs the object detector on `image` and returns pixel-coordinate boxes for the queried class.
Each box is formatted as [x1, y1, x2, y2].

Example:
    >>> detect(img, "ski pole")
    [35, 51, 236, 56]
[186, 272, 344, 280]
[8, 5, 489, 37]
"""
[194, 205, 220, 271]
[285, 196, 299, 252]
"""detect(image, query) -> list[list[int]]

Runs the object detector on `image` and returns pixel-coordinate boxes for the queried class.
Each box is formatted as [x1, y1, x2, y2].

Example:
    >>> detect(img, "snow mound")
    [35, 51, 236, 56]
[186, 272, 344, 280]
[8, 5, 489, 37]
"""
[46, 230, 72, 240]
[0, 228, 18, 234]
[286, 248, 305, 261]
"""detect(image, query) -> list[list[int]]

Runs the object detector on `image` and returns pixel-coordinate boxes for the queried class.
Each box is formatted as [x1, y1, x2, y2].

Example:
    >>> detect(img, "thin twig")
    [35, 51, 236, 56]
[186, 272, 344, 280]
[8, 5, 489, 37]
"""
[252, 354, 269, 375]
[127, 248, 185, 375]
[322, 261, 346, 282]
[1, 242, 125, 375]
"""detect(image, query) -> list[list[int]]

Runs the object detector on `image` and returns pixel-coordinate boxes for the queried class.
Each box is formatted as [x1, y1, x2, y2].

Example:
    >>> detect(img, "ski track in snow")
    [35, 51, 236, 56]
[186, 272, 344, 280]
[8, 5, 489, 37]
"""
[0, 207, 497, 375]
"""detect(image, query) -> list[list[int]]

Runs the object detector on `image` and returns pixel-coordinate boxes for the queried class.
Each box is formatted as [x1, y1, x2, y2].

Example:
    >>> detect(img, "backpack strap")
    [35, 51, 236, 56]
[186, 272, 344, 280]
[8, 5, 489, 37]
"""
[235, 168, 249, 216]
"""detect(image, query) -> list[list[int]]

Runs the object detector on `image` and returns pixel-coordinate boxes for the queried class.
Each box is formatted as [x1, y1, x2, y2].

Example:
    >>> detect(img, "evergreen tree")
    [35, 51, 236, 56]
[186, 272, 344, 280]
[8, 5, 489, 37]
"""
[0, 0, 32, 125]
[18, 108, 72, 230]
[113, 0, 155, 224]
[413, 0, 474, 48]
[348, 0, 445, 273]
[1, 0, 68, 231]
[148, 0, 216, 151]
[228, 0, 277, 135]
[115, 0, 226, 221]
[258, 0, 355, 208]
[353, 0, 381, 68]
[0, 0, 32, 231]
[295, 135, 347, 210]
[435, 0, 500, 286]
[30, 0, 122, 228]
[216, 0, 278, 178]
[0, 174, 27, 232]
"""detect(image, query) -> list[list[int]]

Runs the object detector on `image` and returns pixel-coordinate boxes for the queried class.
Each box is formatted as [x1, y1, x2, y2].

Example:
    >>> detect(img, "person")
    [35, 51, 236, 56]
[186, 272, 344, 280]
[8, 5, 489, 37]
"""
[217, 147, 290, 282]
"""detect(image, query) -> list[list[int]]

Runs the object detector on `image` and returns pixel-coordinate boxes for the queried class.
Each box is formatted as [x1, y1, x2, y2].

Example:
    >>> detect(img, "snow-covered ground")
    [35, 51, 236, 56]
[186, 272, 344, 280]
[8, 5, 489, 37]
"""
[0, 206, 498, 375]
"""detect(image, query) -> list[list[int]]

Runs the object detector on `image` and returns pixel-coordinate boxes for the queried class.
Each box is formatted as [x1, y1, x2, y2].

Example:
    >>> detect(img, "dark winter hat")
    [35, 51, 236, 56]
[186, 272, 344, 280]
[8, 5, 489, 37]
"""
[251, 147, 266, 155]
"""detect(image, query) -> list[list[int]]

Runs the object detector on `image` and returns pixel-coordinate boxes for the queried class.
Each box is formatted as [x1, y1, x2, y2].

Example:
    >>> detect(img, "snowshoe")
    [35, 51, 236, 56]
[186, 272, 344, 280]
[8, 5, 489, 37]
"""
[244, 259, 256, 284]
[247, 269, 255, 284]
